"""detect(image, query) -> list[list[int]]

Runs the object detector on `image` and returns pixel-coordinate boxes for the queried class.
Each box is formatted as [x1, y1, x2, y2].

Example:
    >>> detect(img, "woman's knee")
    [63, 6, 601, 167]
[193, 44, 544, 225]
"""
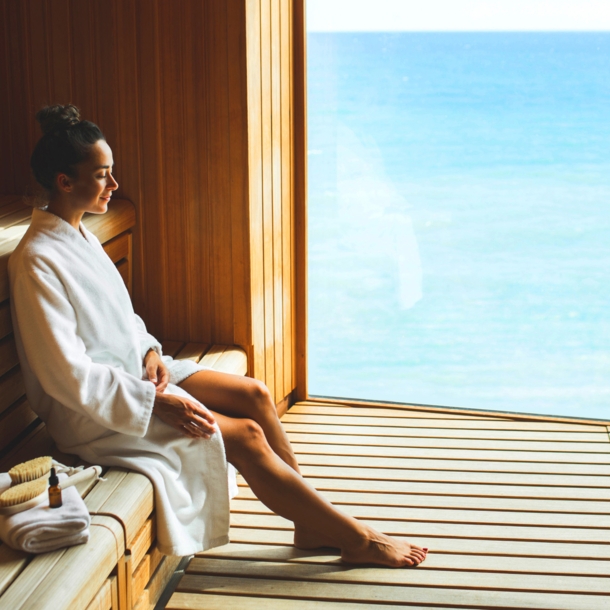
[245, 379, 276, 417]
[224, 417, 270, 460]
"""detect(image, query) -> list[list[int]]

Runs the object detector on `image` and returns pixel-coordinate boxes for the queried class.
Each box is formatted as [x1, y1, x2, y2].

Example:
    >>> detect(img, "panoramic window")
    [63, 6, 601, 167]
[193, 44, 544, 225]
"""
[307, 0, 610, 420]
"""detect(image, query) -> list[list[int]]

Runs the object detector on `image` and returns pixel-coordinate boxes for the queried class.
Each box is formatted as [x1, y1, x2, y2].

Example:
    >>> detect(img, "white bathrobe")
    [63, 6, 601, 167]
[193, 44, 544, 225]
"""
[8, 208, 236, 556]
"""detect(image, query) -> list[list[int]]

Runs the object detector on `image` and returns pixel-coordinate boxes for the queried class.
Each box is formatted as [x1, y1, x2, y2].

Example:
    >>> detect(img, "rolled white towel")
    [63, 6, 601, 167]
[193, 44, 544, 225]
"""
[0, 472, 90, 553]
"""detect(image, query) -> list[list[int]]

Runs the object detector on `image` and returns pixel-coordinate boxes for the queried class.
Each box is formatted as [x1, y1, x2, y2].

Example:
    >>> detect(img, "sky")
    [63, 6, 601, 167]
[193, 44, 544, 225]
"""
[307, 0, 610, 31]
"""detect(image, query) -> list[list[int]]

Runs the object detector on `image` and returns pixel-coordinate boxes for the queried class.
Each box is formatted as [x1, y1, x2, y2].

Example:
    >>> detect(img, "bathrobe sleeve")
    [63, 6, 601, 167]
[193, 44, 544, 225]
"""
[12, 266, 156, 437]
[135, 314, 163, 360]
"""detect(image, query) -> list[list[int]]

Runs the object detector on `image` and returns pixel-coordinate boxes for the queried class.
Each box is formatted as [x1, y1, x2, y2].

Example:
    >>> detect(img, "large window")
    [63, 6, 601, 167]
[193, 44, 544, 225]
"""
[307, 1, 610, 420]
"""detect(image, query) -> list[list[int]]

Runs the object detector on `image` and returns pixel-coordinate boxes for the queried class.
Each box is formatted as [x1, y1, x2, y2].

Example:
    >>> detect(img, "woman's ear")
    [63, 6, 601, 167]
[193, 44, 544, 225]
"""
[56, 173, 73, 193]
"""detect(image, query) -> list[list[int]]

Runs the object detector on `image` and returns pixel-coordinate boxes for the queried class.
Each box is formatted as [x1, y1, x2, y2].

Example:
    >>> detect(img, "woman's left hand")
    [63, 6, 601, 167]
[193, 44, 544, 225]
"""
[144, 349, 170, 393]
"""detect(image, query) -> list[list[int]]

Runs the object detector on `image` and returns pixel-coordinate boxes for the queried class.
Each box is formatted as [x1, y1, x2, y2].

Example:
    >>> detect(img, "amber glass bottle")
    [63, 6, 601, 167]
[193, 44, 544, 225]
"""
[48, 467, 62, 508]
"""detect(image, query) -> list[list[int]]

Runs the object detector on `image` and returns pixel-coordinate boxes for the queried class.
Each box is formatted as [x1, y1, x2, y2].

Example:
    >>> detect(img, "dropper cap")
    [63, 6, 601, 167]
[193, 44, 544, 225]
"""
[49, 467, 59, 486]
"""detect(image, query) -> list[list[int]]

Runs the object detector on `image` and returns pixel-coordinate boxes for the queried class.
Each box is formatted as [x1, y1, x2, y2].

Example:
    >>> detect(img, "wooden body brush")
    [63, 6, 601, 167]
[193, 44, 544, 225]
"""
[0, 466, 102, 515]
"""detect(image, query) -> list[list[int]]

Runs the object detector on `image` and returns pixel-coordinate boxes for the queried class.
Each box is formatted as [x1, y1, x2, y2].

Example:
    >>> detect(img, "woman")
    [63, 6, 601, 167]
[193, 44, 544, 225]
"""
[9, 105, 427, 566]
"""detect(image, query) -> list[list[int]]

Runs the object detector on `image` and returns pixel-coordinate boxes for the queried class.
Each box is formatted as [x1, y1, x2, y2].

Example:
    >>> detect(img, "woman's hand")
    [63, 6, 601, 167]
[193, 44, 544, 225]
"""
[144, 349, 169, 393]
[153, 392, 217, 439]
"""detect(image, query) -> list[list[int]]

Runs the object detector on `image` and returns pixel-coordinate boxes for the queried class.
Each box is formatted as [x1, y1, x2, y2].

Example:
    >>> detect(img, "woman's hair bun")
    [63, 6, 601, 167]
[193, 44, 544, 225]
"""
[36, 104, 81, 135]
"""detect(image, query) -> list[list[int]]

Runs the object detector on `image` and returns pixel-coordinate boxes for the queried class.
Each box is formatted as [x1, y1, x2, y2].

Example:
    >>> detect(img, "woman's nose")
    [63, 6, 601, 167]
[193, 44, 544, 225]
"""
[109, 173, 119, 190]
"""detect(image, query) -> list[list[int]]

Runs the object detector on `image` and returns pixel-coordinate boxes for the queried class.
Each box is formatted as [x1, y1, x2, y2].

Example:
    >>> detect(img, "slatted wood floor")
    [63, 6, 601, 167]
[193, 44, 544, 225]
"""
[166, 399, 610, 609]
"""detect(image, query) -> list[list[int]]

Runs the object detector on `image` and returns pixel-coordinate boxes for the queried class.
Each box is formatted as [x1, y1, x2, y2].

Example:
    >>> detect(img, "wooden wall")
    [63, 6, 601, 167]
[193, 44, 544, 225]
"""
[0, 0, 306, 403]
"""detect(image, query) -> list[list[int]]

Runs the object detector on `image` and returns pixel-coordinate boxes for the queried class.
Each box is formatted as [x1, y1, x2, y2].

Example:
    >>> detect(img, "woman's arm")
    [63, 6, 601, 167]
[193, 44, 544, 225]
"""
[143, 348, 169, 392]
[12, 266, 155, 437]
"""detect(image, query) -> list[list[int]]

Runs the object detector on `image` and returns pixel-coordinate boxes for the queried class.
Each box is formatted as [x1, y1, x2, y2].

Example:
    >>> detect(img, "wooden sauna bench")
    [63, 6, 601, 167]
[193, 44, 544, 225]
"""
[168, 400, 610, 610]
[0, 196, 247, 610]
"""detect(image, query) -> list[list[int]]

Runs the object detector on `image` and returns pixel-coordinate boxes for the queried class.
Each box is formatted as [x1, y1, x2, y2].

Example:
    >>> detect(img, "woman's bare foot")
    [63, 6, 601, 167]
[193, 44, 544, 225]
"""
[294, 525, 340, 549]
[341, 527, 428, 568]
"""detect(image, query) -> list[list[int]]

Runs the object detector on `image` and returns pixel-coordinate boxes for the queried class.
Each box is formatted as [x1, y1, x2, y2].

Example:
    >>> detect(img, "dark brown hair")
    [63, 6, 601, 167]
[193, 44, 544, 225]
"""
[30, 104, 105, 192]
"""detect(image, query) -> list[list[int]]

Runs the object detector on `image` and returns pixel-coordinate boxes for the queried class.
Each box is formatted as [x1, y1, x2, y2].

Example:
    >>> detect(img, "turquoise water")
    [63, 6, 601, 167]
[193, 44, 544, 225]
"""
[307, 33, 610, 420]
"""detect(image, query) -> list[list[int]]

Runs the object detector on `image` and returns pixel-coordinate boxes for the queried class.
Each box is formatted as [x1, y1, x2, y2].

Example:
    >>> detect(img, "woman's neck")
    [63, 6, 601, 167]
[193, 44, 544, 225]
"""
[46, 198, 85, 230]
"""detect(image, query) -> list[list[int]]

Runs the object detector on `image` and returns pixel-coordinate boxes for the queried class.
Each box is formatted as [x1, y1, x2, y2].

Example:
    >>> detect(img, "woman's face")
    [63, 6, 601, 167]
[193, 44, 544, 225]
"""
[67, 139, 118, 214]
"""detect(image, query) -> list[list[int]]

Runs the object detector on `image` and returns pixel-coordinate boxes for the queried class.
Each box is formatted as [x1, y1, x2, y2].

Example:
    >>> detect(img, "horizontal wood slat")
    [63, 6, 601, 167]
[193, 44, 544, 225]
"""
[0, 398, 38, 454]
[187, 556, 610, 595]
[228, 511, 610, 545]
[177, 399, 610, 609]
[227, 525, 610, 560]
[239, 475, 610, 500]
[0, 301, 11, 340]
[85, 576, 117, 610]
[286, 431, 610, 453]
[174, 343, 211, 363]
[231, 497, 610, 530]
[199, 541, 610, 577]
[287, 450, 610, 475]
[0, 365, 25, 415]
[101, 231, 130, 264]
[292, 464, 610, 488]
[282, 422, 609, 442]
[175, 573, 606, 610]
[288, 441, 610, 465]
[292, 402, 512, 420]
[282, 411, 607, 431]
[167, 593, 401, 610]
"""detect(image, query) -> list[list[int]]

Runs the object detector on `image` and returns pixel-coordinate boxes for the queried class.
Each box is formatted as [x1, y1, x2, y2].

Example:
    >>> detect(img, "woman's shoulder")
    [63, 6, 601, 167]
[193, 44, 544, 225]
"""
[9, 211, 70, 274]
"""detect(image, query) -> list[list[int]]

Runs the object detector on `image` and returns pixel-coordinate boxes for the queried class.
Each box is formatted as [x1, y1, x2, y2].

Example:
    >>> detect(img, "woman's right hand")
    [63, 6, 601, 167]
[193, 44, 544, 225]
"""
[153, 393, 217, 439]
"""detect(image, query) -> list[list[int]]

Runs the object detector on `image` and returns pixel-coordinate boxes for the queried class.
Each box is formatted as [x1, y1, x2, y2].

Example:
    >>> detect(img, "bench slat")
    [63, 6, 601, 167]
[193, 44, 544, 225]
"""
[200, 345, 247, 376]
[0, 544, 28, 597]
[93, 472, 155, 547]
[0, 335, 17, 378]
[0, 398, 38, 455]
[174, 343, 210, 362]
[102, 232, 131, 264]
[0, 366, 25, 416]
[130, 517, 156, 572]
[0, 302, 11, 341]
[0, 515, 124, 610]
[85, 575, 118, 610]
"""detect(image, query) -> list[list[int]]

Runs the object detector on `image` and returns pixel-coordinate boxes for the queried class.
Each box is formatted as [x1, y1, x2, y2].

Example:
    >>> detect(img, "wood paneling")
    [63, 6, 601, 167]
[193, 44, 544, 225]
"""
[0, 0, 301, 403]
[245, 0, 298, 400]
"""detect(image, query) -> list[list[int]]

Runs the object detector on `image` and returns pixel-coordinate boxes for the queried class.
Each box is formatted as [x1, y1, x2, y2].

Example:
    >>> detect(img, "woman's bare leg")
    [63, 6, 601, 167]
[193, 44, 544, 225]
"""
[179, 371, 330, 548]
[179, 371, 299, 469]
[210, 411, 427, 567]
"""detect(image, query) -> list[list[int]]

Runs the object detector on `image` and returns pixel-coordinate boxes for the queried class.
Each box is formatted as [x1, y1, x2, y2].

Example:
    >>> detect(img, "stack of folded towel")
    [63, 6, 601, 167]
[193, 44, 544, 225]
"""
[0, 472, 90, 553]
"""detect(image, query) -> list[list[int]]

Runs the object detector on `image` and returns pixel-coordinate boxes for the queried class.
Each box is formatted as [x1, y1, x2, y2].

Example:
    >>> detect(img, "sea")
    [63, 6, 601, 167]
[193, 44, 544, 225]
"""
[306, 32, 610, 420]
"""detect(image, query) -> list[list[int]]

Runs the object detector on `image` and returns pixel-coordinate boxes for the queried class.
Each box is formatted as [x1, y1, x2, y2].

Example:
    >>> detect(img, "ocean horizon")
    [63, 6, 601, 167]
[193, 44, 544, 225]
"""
[307, 32, 610, 420]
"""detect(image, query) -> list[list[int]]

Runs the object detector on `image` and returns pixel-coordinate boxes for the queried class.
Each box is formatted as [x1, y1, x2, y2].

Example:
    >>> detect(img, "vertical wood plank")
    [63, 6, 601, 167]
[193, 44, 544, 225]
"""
[270, 0, 284, 401]
[157, 0, 188, 340]
[293, 0, 308, 401]
[226, 0, 251, 351]
[69, 0, 97, 119]
[112, 0, 146, 316]
[4, 0, 32, 196]
[134, 0, 168, 337]
[205, 0, 234, 345]
[260, 0, 276, 397]
[0, 1, 14, 194]
[246, 0, 267, 383]
[181, 0, 210, 342]
[47, 0, 72, 103]
[280, 0, 294, 401]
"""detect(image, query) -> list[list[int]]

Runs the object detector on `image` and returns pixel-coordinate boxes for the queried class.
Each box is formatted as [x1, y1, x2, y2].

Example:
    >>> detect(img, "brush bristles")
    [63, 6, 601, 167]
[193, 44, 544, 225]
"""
[8, 456, 53, 484]
[0, 479, 47, 507]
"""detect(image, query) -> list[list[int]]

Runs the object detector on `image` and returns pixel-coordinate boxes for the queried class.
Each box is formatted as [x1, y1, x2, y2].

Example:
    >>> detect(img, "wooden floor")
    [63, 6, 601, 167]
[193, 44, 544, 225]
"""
[166, 399, 610, 609]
